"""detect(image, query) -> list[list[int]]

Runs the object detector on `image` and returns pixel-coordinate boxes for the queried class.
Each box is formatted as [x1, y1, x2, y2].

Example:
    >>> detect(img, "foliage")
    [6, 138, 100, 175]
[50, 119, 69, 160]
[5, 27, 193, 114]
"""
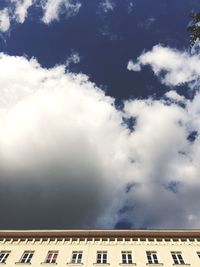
[188, 12, 200, 46]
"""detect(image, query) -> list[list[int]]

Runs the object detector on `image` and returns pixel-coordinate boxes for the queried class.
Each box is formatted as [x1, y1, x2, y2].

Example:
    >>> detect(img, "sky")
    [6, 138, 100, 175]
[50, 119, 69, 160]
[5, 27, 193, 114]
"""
[0, 0, 200, 230]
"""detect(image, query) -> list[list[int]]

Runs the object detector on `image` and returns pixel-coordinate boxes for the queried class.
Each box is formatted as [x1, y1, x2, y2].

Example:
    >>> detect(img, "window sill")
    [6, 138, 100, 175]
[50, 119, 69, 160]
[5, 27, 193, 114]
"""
[119, 264, 136, 266]
[146, 264, 164, 266]
[67, 264, 83, 266]
[172, 265, 190, 266]
[93, 264, 110, 265]
[41, 263, 58, 265]
[15, 263, 31, 265]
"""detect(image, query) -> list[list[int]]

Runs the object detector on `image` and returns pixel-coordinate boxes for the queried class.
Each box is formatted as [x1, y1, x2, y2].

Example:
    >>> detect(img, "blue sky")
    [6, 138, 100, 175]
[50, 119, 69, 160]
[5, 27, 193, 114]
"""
[0, 0, 200, 230]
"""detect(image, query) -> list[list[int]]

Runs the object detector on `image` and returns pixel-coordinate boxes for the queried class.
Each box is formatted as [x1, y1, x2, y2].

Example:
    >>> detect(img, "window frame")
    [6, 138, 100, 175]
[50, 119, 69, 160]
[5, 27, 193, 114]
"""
[146, 251, 159, 264]
[19, 250, 34, 264]
[121, 251, 133, 264]
[45, 250, 59, 264]
[71, 251, 83, 264]
[96, 251, 108, 264]
[0, 251, 10, 263]
[171, 252, 185, 265]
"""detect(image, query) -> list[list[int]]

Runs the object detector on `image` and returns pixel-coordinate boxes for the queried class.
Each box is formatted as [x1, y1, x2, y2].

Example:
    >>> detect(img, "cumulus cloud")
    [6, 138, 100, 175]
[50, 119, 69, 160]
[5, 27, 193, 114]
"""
[41, 0, 81, 24]
[102, 95, 200, 229]
[127, 45, 200, 87]
[1, 49, 200, 229]
[0, 9, 10, 32]
[0, 53, 128, 229]
[0, 0, 81, 32]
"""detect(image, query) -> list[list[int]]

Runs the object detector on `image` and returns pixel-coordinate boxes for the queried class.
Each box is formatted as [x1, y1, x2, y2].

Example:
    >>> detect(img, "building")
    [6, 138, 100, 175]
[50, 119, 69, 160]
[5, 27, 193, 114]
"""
[0, 230, 200, 266]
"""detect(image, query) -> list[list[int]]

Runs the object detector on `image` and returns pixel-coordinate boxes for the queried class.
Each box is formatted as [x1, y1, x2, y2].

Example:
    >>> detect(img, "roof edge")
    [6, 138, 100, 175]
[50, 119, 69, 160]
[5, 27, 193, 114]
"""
[0, 230, 200, 238]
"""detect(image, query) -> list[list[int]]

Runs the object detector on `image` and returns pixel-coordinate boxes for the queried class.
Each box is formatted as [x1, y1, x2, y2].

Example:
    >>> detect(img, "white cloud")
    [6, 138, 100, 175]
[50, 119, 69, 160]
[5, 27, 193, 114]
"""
[101, 95, 200, 229]
[99, 0, 115, 13]
[0, 53, 128, 228]
[41, 0, 81, 24]
[0, 0, 82, 32]
[0, 9, 10, 32]
[165, 90, 186, 103]
[66, 51, 80, 67]
[11, 0, 34, 23]
[1, 51, 200, 229]
[127, 45, 200, 87]
[127, 59, 141, 72]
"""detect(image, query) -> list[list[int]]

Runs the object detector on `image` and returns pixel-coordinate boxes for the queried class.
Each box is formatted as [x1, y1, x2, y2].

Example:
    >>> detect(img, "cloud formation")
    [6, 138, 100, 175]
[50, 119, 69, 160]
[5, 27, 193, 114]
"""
[41, 0, 81, 24]
[0, 0, 81, 32]
[65, 51, 80, 67]
[127, 45, 200, 87]
[0, 53, 127, 229]
[1, 47, 200, 229]
[11, 0, 33, 23]
[0, 8, 10, 32]
[99, 0, 115, 13]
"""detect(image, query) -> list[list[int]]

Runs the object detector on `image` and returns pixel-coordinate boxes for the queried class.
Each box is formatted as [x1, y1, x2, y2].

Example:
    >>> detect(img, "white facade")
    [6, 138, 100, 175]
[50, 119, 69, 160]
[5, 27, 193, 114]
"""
[0, 230, 200, 266]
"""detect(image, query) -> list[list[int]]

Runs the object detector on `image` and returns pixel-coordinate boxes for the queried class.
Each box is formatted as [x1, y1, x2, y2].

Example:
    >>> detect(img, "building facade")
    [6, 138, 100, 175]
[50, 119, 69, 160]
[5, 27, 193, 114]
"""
[0, 230, 200, 266]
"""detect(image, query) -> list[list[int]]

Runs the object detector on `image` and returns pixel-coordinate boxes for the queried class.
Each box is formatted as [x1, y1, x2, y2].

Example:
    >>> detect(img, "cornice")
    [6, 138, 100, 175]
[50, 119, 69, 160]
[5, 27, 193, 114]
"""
[0, 230, 200, 239]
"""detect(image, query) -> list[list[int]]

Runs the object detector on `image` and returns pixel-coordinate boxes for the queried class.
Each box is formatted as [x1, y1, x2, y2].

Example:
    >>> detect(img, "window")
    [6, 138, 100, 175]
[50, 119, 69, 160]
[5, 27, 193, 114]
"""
[71, 251, 83, 264]
[197, 252, 200, 259]
[171, 252, 185, 265]
[0, 251, 10, 263]
[96, 251, 107, 264]
[19, 251, 34, 264]
[45, 251, 58, 264]
[146, 251, 159, 264]
[121, 251, 133, 264]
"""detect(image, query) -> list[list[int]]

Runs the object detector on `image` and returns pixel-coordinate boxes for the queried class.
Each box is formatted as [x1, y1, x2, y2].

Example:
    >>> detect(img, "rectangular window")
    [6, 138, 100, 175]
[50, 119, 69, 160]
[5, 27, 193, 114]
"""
[197, 252, 200, 259]
[171, 252, 185, 265]
[71, 251, 83, 264]
[0, 251, 10, 263]
[45, 251, 58, 264]
[146, 251, 159, 264]
[19, 251, 34, 264]
[96, 251, 107, 264]
[121, 251, 133, 264]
